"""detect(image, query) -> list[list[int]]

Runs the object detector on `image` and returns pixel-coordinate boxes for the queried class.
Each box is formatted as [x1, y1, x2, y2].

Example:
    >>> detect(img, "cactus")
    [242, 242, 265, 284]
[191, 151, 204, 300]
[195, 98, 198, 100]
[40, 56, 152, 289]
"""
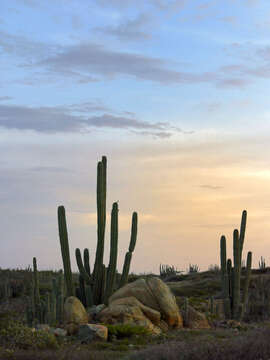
[183, 297, 189, 326]
[58, 206, 74, 297]
[26, 268, 65, 327]
[104, 202, 119, 304]
[92, 157, 107, 304]
[32, 257, 41, 322]
[72, 157, 138, 305]
[220, 210, 252, 320]
[120, 212, 138, 288]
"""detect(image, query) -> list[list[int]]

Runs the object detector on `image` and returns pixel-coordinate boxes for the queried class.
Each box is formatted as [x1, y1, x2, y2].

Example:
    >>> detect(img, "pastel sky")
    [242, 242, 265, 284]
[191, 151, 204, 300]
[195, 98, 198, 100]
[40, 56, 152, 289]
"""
[1, 0, 270, 274]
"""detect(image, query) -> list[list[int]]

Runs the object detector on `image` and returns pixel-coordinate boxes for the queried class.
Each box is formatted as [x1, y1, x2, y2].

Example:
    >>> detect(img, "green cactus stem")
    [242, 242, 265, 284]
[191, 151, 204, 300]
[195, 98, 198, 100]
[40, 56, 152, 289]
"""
[33, 257, 41, 322]
[104, 202, 119, 304]
[58, 206, 74, 296]
[84, 248, 91, 276]
[119, 212, 138, 288]
[241, 251, 252, 319]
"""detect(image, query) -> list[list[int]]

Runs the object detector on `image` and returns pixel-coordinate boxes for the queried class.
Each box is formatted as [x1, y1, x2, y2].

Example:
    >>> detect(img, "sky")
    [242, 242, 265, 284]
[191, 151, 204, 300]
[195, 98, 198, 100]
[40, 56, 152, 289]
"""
[1, 0, 270, 274]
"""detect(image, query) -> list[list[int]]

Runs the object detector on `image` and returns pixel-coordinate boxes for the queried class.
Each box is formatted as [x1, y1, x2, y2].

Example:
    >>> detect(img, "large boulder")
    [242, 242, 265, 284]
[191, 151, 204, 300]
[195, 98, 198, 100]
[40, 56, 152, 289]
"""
[109, 277, 182, 328]
[64, 296, 88, 326]
[181, 305, 210, 329]
[98, 296, 162, 335]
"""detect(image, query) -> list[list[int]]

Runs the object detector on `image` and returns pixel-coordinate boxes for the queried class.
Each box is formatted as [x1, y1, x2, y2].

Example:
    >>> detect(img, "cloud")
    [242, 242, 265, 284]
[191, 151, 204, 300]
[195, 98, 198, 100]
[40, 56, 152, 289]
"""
[218, 16, 237, 24]
[199, 184, 223, 190]
[29, 166, 74, 173]
[0, 31, 56, 60]
[0, 103, 181, 136]
[1, 30, 262, 89]
[95, 0, 187, 11]
[0, 96, 12, 101]
[95, 14, 152, 41]
[217, 78, 251, 88]
[38, 42, 222, 84]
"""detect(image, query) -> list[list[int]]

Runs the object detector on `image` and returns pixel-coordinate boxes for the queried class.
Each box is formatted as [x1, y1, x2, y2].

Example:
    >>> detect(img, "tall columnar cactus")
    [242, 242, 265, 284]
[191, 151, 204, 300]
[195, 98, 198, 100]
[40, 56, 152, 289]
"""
[72, 157, 138, 305]
[59, 156, 138, 306]
[220, 210, 252, 320]
[120, 212, 138, 288]
[92, 156, 107, 304]
[58, 206, 74, 297]
[32, 257, 41, 322]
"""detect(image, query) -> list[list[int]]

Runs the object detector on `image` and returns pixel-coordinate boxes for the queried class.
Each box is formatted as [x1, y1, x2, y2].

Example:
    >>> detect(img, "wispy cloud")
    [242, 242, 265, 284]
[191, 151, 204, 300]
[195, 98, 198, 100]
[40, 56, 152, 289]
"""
[95, 13, 152, 41]
[0, 96, 12, 101]
[199, 184, 223, 190]
[0, 103, 184, 137]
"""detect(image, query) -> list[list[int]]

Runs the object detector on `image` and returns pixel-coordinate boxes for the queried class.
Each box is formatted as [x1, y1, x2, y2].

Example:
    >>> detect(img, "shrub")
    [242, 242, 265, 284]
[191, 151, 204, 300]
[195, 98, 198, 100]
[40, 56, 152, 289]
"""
[106, 324, 149, 339]
[0, 320, 58, 350]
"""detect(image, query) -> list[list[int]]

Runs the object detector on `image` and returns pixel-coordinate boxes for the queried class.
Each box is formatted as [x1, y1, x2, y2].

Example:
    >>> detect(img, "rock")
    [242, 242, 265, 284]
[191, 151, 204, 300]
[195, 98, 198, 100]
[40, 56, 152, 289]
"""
[109, 277, 182, 328]
[64, 296, 88, 325]
[111, 297, 161, 325]
[66, 322, 79, 336]
[98, 297, 162, 335]
[78, 324, 108, 343]
[87, 304, 106, 321]
[181, 305, 210, 329]
[54, 328, 67, 337]
[36, 324, 50, 332]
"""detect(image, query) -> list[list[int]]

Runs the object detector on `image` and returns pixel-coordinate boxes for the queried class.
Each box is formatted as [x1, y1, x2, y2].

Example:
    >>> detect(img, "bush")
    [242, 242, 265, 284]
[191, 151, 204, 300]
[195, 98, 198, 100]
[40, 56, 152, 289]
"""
[0, 320, 58, 350]
[106, 324, 149, 339]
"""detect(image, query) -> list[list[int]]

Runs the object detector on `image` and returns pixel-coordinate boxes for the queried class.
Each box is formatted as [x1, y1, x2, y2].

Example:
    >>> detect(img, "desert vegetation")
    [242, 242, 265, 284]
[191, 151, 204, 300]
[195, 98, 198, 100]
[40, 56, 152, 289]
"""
[1, 156, 270, 360]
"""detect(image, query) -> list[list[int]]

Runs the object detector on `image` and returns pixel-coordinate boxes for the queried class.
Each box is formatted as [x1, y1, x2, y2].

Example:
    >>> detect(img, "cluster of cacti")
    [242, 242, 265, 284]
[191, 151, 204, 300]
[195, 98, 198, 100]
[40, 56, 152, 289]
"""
[26, 258, 64, 326]
[159, 264, 182, 278]
[0, 279, 12, 299]
[247, 276, 270, 320]
[220, 210, 252, 320]
[58, 156, 138, 306]
[188, 264, 200, 273]
[259, 256, 266, 270]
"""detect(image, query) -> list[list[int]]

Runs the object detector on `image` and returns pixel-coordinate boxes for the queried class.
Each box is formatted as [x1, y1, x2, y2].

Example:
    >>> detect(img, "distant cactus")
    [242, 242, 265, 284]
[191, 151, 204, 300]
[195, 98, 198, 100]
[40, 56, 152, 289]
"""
[159, 264, 183, 278]
[220, 210, 252, 320]
[188, 264, 200, 273]
[259, 256, 266, 270]
[26, 267, 65, 327]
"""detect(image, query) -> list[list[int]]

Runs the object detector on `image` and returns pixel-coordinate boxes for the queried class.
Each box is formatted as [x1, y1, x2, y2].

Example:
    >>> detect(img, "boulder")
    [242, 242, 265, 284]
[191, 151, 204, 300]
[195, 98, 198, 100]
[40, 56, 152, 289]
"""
[64, 296, 88, 325]
[78, 324, 108, 343]
[54, 328, 67, 337]
[66, 323, 79, 335]
[109, 277, 182, 328]
[98, 297, 162, 335]
[181, 305, 210, 329]
[87, 304, 106, 322]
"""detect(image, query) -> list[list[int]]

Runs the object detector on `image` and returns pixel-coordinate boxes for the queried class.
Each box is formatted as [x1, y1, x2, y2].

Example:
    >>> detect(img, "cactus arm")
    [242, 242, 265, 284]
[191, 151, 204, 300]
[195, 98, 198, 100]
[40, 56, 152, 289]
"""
[75, 248, 92, 284]
[57, 206, 74, 296]
[241, 251, 252, 319]
[119, 212, 138, 288]
[129, 212, 138, 252]
[104, 202, 119, 304]
[239, 210, 247, 257]
[83, 248, 91, 276]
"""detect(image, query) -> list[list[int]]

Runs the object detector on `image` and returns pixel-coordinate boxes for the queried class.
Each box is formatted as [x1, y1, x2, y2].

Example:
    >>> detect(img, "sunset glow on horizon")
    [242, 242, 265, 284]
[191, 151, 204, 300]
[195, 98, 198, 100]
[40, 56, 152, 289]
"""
[1, 0, 270, 273]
